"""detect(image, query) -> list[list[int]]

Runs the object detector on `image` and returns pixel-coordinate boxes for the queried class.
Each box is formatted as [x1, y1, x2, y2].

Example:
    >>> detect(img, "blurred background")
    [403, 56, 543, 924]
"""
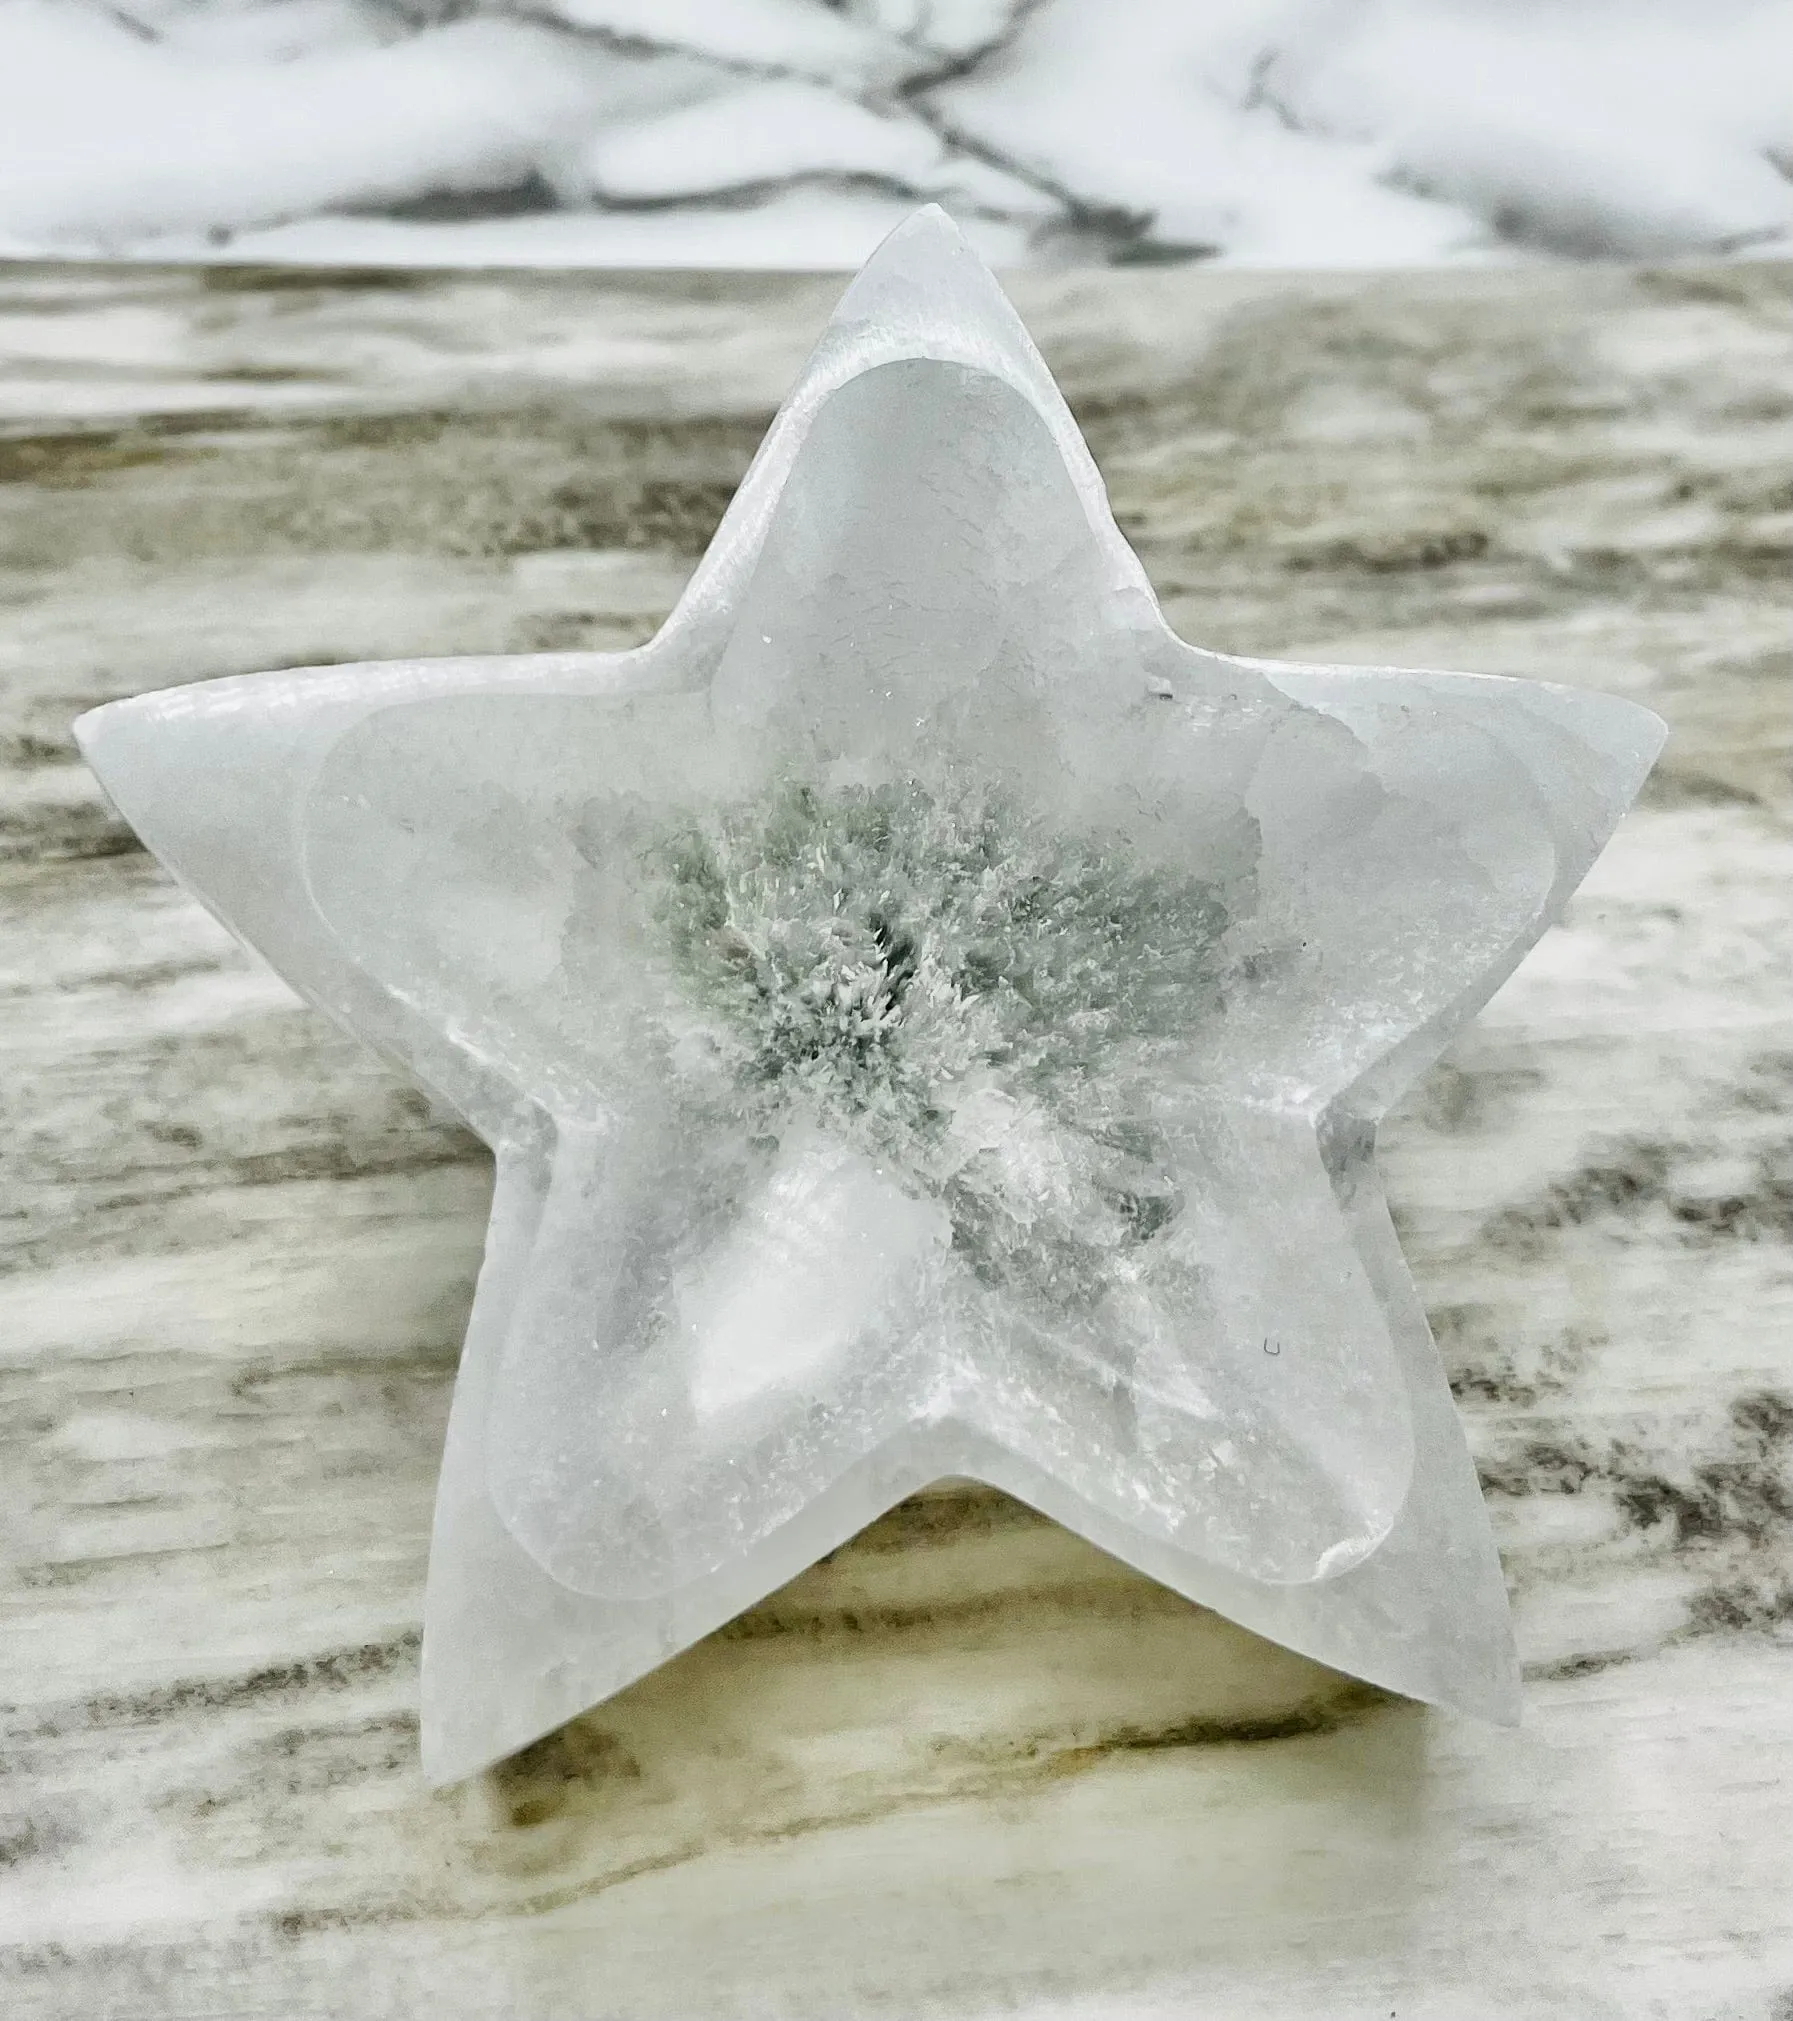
[0, 0, 1789, 269]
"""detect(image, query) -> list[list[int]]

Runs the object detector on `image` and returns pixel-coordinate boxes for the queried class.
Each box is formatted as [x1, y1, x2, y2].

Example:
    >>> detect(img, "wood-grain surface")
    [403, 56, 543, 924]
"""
[2, 258, 1789, 2019]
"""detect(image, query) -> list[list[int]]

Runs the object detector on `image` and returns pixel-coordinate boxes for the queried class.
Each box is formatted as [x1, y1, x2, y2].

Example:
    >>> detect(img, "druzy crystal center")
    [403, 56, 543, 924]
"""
[651, 773, 1226, 1294]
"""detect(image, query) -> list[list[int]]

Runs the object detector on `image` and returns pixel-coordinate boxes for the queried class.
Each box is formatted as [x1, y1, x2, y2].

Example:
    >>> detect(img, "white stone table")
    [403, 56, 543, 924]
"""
[1, 257, 1789, 2019]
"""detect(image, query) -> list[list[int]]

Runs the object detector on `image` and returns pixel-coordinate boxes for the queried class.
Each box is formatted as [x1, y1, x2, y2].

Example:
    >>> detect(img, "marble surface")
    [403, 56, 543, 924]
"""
[0, 0, 1790, 269]
[1, 255, 1790, 2018]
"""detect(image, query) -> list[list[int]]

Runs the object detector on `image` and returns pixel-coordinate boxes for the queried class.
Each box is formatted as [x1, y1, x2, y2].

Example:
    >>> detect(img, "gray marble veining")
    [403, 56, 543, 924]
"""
[3, 1, 1788, 268]
[1, 255, 1789, 2019]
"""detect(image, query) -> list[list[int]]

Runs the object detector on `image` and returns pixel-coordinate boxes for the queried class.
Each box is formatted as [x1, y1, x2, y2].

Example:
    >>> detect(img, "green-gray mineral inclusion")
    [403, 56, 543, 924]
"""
[649, 775, 1232, 1316]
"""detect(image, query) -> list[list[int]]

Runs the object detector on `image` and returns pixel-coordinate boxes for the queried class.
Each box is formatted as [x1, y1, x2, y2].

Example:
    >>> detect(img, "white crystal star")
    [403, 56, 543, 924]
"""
[77, 210, 1664, 1783]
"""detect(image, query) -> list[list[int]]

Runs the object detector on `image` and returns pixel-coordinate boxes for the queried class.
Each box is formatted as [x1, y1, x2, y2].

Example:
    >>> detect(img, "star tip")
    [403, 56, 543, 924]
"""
[416, 1715, 494, 1791]
[1496, 676, 1670, 827]
[891, 200, 968, 240]
[416, 1746, 466, 1791]
[71, 687, 188, 803]
[1594, 687, 1669, 757]
[828, 203, 1034, 362]
[858, 201, 989, 285]
[71, 693, 136, 777]
[1480, 1663, 1526, 1729]
[1578, 687, 1673, 814]
[1478, 1646, 1526, 1729]
[69, 697, 112, 751]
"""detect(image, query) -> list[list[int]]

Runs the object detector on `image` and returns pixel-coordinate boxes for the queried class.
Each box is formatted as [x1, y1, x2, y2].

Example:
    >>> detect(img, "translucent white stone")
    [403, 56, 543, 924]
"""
[76, 209, 1666, 1784]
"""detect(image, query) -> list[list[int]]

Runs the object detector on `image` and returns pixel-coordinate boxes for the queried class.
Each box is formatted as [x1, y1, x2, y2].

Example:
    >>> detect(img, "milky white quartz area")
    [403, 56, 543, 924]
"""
[76, 211, 1663, 1783]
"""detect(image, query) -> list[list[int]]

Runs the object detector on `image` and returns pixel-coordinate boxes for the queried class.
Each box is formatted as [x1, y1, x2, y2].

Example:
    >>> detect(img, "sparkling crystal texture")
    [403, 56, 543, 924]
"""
[75, 210, 1666, 1784]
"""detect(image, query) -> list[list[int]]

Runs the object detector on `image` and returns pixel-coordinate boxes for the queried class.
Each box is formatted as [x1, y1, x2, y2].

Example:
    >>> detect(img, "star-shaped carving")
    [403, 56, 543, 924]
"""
[78, 211, 1663, 1784]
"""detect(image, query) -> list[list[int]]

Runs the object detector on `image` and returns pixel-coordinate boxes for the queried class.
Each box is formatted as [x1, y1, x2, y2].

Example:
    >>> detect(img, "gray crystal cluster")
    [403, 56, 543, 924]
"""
[77, 210, 1665, 1783]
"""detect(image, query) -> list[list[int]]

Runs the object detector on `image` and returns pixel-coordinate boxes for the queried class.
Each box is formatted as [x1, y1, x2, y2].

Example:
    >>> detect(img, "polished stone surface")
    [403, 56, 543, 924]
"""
[77, 218, 1668, 1780]
[1, 254, 1789, 2017]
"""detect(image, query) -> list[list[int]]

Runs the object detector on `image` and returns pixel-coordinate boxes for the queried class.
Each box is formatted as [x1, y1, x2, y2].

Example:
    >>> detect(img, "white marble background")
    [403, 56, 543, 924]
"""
[1, 0, 1791, 269]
